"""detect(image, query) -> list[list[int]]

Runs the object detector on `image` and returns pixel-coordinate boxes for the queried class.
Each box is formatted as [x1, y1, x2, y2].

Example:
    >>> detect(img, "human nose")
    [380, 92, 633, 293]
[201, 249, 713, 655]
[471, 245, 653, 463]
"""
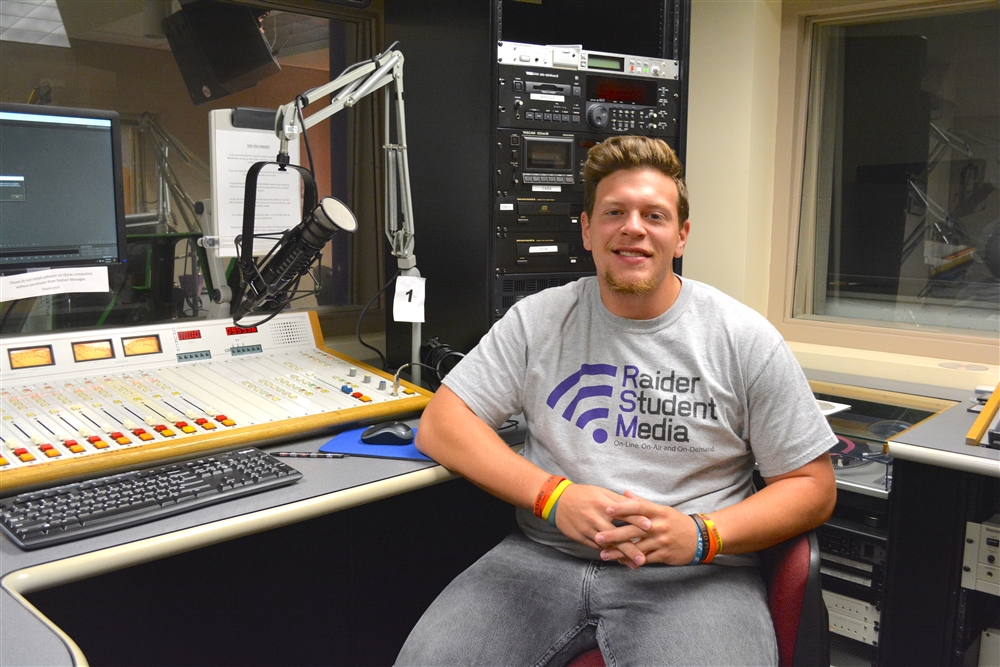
[620, 211, 646, 236]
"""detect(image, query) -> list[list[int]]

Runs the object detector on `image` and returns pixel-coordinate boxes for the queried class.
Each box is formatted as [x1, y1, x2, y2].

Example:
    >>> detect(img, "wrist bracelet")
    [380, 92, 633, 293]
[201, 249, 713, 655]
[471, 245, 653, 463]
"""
[698, 513, 721, 563]
[690, 514, 706, 564]
[542, 479, 573, 521]
[533, 475, 567, 518]
[547, 495, 562, 526]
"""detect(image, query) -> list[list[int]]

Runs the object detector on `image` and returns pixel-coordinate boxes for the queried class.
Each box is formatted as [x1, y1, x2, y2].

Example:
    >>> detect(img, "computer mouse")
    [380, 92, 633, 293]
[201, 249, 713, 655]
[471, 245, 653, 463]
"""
[360, 421, 414, 446]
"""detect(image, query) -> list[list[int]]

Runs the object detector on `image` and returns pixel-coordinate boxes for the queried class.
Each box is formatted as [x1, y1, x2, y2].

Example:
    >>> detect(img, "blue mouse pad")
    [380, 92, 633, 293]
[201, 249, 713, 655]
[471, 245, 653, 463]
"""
[319, 426, 431, 461]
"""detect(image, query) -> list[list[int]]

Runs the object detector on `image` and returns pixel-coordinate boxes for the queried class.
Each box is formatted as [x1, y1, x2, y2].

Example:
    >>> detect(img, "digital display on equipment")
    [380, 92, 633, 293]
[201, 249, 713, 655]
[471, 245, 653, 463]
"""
[587, 55, 624, 72]
[177, 330, 202, 341]
[122, 335, 162, 357]
[0, 103, 127, 274]
[8, 345, 54, 369]
[588, 76, 658, 106]
[523, 136, 574, 173]
[72, 339, 115, 362]
[226, 325, 259, 336]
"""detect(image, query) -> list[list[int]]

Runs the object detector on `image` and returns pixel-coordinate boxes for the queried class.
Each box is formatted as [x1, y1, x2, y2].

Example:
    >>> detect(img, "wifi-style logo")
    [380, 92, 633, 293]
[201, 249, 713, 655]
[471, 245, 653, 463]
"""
[546, 364, 618, 443]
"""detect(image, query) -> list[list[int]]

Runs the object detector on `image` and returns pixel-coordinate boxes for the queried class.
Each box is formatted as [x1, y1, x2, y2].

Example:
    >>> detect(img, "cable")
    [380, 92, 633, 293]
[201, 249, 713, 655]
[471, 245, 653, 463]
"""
[295, 98, 315, 177]
[356, 271, 398, 371]
[0, 299, 21, 334]
[391, 362, 445, 395]
[497, 420, 518, 433]
[420, 337, 465, 390]
[237, 309, 283, 329]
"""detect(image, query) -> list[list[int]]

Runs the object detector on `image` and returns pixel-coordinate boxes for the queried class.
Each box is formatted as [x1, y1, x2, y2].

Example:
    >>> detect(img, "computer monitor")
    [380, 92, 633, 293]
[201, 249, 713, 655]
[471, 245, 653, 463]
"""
[0, 103, 127, 275]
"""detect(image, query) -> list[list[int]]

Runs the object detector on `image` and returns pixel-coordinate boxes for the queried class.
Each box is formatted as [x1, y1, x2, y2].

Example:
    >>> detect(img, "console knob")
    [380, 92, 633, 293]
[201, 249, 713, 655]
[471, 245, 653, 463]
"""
[587, 105, 609, 129]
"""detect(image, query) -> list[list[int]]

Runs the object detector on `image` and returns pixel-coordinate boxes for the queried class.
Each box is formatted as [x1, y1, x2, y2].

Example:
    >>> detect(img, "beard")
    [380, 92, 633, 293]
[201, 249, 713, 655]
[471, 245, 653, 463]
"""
[603, 268, 659, 295]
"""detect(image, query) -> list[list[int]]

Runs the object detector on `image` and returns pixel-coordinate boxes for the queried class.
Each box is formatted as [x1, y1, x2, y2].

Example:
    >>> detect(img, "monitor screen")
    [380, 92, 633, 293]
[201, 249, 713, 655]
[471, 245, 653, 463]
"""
[0, 103, 127, 274]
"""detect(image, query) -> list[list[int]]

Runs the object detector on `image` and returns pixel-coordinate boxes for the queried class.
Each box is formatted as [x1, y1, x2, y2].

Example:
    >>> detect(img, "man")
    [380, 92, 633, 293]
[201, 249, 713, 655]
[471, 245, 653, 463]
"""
[397, 136, 836, 666]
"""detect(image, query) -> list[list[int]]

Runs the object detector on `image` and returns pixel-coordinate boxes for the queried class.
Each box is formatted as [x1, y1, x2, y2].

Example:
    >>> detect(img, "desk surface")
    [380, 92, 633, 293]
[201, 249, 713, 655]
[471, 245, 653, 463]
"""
[0, 421, 526, 667]
[888, 400, 1000, 477]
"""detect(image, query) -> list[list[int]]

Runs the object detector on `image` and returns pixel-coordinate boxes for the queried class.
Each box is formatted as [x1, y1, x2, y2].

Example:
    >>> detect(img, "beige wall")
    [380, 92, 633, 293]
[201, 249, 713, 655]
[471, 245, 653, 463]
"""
[683, 0, 998, 390]
[684, 0, 782, 316]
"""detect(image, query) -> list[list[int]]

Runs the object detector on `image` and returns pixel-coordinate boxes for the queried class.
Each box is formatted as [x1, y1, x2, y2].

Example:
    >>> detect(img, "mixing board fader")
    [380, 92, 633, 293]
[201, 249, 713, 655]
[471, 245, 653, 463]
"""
[0, 311, 431, 495]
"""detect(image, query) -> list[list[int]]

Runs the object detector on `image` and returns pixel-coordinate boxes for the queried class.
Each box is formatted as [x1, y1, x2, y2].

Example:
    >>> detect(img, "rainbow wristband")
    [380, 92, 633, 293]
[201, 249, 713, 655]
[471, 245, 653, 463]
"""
[541, 479, 573, 521]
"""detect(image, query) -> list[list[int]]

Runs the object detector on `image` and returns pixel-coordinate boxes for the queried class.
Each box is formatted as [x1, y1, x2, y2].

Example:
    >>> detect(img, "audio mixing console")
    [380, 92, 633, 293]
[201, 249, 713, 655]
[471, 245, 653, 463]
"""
[0, 311, 431, 495]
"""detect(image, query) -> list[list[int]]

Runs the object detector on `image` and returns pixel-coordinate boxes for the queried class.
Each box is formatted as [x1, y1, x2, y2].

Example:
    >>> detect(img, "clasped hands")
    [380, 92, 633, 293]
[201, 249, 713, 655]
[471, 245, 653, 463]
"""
[554, 484, 697, 569]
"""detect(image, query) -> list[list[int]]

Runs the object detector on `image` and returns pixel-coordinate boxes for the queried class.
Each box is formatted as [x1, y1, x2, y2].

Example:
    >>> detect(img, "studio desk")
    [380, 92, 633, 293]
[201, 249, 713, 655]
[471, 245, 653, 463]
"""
[0, 312, 521, 667]
[1, 323, 997, 666]
[807, 371, 999, 667]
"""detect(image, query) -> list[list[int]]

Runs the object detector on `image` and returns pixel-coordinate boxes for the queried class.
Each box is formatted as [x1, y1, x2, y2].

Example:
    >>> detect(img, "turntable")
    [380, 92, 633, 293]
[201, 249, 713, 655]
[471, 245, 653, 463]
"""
[816, 391, 936, 498]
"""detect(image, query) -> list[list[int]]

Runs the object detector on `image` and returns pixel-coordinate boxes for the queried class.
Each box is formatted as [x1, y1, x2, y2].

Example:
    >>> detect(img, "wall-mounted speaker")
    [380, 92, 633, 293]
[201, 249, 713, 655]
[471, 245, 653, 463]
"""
[162, 1, 281, 105]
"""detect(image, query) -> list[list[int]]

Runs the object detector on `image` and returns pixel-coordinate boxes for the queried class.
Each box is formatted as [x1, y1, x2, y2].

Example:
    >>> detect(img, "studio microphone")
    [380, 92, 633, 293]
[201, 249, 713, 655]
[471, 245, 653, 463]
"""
[233, 196, 358, 322]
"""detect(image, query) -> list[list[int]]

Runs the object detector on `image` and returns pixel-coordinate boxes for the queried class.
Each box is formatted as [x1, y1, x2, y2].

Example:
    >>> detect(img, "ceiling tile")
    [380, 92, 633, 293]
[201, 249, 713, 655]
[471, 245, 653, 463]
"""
[0, 2, 37, 19]
[36, 29, 68, 46]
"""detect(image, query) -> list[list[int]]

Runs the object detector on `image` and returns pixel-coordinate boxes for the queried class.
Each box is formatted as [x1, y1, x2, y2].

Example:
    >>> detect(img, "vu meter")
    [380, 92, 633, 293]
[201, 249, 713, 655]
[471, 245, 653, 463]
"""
[72, 340, 115, 362]
[122, 335, 162, 357]
[7, 346, 54, 369]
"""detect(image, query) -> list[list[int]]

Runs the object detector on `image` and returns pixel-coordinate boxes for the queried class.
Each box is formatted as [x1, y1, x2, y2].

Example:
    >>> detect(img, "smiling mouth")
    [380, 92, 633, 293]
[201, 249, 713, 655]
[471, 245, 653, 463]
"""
[613, 249, 652, 258]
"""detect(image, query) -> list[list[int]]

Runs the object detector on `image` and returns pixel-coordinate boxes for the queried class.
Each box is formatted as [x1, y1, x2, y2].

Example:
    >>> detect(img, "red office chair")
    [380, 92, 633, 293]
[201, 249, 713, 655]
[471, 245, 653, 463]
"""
[566, 530, 829, 667]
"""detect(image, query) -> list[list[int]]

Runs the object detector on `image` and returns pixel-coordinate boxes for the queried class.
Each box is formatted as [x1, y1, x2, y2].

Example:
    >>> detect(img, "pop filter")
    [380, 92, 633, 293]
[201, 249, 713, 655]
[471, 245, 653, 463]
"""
[316, 196, 358, 233]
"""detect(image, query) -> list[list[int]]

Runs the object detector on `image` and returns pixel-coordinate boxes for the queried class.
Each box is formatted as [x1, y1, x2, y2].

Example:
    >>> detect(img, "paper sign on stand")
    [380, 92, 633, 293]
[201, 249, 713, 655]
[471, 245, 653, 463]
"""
[393, 275, 426, 323]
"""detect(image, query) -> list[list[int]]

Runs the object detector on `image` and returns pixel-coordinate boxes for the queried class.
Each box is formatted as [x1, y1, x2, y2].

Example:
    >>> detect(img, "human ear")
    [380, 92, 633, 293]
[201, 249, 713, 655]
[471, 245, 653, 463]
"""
[674, 219, 691, 257]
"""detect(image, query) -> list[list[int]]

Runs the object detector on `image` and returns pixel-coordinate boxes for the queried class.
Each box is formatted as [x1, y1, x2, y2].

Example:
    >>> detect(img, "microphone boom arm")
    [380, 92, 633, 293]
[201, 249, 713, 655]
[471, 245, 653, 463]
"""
[274, 49, 416, 271]
[243, 47, 421, 382]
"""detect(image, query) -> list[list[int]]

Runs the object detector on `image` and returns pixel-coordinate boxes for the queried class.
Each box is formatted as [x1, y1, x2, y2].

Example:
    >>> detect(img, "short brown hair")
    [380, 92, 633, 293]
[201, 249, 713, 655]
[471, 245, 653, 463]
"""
[582, 135, 689, 223]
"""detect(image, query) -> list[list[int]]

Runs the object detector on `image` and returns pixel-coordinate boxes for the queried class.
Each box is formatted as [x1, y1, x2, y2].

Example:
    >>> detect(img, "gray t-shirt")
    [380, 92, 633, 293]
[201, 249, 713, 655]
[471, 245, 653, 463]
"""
[443, 277, 835, 561]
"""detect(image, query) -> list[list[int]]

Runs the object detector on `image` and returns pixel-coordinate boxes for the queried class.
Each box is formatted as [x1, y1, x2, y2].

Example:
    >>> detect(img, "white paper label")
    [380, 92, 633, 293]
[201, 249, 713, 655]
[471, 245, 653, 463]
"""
[393, 275, 426, 323]
[0, 267, 109, 300]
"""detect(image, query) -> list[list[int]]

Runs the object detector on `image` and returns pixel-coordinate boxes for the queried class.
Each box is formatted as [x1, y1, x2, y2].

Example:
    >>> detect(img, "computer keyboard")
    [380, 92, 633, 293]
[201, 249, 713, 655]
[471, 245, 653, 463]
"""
[1, 448, 303, 550]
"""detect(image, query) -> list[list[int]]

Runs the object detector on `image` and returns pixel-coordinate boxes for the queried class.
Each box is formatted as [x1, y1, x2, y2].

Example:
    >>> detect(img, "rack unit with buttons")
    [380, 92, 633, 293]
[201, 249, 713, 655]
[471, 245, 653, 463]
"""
[0, 311, 431, 495]
[496, 41, 680, 139]
[963, 514, 1000, 597]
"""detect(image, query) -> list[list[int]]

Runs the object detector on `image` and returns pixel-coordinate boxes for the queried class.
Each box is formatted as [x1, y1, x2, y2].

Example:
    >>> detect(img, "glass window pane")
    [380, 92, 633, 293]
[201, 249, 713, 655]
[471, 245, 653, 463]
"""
[0, 2, 381, 333]
[794, 7, 1000, 335]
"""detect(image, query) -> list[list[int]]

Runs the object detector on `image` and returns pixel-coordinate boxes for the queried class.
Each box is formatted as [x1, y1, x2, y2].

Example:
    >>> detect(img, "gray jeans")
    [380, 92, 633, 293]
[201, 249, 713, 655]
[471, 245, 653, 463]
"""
[396, 530, 778, 667]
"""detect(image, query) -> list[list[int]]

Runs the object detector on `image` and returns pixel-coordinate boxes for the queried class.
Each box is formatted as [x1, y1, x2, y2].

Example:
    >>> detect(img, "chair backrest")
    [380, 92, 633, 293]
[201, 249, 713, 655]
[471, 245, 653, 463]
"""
[565, 647, 605, 667]
[758, 529, 830, 667]
[565, 530, 829, 667]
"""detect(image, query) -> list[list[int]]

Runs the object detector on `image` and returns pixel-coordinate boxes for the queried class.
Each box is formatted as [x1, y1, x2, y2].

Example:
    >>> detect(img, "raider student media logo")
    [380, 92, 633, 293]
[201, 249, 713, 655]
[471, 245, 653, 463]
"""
[547, 364, 721, 446]
[546, 364, 618, 443]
